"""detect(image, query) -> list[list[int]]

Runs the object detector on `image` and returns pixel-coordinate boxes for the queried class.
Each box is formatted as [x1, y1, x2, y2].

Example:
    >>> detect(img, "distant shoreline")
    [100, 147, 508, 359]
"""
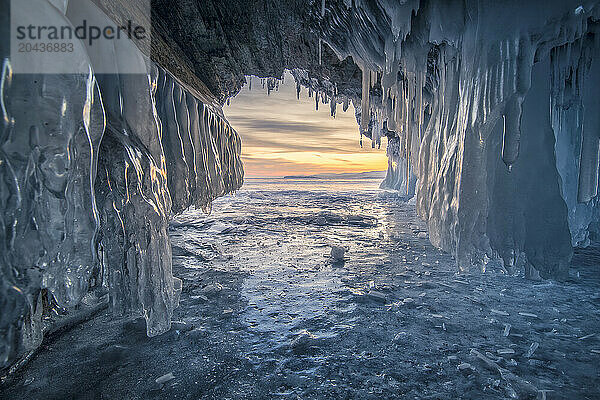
[282, 175, 323, 179]
[246, 171, 386, 180]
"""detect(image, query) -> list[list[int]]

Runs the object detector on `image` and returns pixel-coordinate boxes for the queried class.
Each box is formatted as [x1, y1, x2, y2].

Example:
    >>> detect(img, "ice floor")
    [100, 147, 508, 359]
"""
[1, 179, 599, 399]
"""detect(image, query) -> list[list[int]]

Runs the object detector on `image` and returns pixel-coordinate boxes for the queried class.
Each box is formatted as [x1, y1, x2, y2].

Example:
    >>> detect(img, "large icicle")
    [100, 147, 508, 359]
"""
[359, 65, 371, 133]
[501, 96, 522, 170]
[0, 0, 243, 370]
[319, 0, 600, 277]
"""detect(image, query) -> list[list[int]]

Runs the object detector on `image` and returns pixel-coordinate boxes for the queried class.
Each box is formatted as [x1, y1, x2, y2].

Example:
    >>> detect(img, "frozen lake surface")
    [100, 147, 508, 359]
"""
[2, 178, 599, 399]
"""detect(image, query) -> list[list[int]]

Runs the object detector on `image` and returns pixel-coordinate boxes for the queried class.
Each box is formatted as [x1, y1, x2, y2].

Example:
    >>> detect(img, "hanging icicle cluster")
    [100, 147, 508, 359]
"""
[318, 0, 600, 277]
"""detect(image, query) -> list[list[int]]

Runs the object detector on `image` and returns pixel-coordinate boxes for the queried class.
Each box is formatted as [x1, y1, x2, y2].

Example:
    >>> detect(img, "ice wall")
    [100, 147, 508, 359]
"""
[1, 0, 599, 374]
[318, 0, 600, 277]
[551, 36, 600, 246]
[0, 0, 243, 370]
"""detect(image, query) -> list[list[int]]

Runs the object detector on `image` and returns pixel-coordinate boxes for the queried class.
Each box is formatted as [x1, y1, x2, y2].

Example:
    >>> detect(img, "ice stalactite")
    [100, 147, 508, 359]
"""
[577, 128, 600, 203]
[289, 69, 351, 122]
[0, 0, 242, 371]
[550, 26, 600, 246]
[501, 96, 523, 170]
[262, 77, 281, 96]
[359, 64, 371, 133]
[319, 0, 600, 277]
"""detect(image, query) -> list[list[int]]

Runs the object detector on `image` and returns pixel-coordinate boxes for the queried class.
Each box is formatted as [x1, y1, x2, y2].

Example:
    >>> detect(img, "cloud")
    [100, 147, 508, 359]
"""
[224, 71, 387, 177]
[241, 137, 357, 154]
[228, 116, 338, 134]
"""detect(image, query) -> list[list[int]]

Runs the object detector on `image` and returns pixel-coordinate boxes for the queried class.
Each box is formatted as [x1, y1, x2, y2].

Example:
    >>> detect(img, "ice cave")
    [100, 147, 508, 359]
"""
[0, 0, 599, 398]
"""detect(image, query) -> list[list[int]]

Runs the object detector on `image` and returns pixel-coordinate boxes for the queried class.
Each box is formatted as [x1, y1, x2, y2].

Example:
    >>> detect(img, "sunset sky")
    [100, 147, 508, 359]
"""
[224, 71, 388, 177]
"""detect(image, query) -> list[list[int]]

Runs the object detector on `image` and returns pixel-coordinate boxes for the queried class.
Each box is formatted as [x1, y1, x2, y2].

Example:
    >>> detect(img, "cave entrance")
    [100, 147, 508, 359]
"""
[223, 70, 388, 182]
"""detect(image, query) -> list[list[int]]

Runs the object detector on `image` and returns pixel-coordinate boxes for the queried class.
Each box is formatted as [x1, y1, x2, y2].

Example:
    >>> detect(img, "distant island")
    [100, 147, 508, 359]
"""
[282, 171, 386, 180]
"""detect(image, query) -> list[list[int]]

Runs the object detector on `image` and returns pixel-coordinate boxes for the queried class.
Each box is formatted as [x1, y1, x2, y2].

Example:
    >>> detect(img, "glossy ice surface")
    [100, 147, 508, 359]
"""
[2, 0, 600, 384]
[2, 179, 598, 399]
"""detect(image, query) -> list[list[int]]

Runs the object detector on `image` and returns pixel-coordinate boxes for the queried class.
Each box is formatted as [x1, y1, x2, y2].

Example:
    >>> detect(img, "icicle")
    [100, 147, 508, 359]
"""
[360, 65, 371, 133]
[330, 97, 336, 117]
[319, 39, 322, 65]
[577, 133, 600, 203]
[384, 89, 394, 131]
[416, 71, 424, 141]
[388, 92, 397, 132]
[501, 96, 522, 170]
[384, 38, 395, 76]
